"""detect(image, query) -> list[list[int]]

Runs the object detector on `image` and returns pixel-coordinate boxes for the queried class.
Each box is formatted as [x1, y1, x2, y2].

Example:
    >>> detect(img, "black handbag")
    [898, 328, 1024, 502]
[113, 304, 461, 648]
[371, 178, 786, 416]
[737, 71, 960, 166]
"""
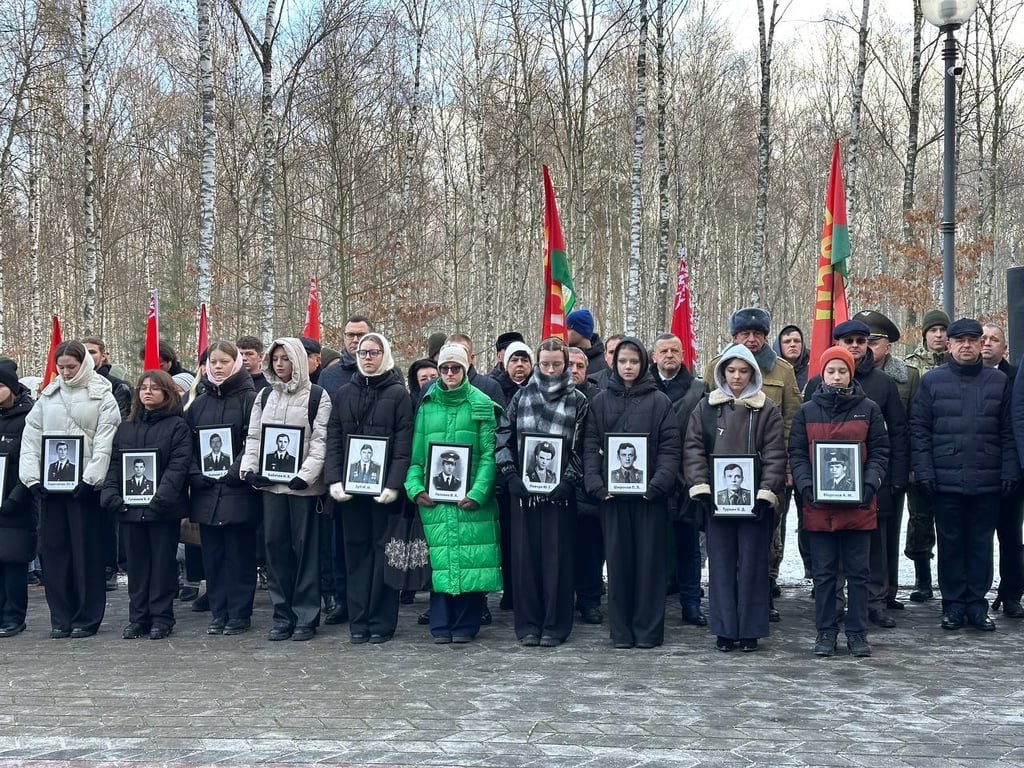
[383, 505, 432, 592]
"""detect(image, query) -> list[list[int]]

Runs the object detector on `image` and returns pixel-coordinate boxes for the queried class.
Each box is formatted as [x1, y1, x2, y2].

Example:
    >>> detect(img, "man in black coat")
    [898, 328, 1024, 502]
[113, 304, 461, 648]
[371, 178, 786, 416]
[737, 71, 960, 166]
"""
[804, 319, 909, 629]
[319, 315, 373, 396]
[982, 322, 1024, 618]
[913, 318, 1018, 632]
[237, 336, 269, 392]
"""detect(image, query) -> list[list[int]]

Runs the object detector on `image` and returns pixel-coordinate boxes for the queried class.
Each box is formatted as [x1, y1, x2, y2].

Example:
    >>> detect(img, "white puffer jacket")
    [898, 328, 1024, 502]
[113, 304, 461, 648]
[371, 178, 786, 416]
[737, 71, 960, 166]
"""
[19, 350, 122, 488]
[240, 336, 331, 496]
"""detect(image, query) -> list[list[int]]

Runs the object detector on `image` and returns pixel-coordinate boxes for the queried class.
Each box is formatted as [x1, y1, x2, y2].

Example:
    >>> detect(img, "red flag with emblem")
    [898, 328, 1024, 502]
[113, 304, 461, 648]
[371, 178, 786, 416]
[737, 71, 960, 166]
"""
[541, 166, 575, 341]
[301, 278, 320, 342]
[143, 290, 161, 371]
[670, 249, 698, 370]
[41, 315, 62, 389]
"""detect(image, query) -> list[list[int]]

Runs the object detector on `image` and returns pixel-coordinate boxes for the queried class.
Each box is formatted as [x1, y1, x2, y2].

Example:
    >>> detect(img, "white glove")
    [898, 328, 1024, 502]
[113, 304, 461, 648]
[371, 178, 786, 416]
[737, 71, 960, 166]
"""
[374, 488, 400, 505]
[329, 482, 352, 502]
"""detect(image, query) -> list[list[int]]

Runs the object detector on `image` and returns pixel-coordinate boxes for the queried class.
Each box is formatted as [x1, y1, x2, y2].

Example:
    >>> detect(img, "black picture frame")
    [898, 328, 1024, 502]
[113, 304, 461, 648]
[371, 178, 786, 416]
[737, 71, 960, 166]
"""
[261, 424, 304, 483]
[711, 454, 758, 517]
[41, 435, 84, 493]
[427, 442, 471, 503]
[198, 425, 234, 479]
[606, 433, 648, 496]
[344, 435, 391, 496]
[813, 440, 863, 505]
[520, 433, 565, 495]
[123, 450, 159, 506]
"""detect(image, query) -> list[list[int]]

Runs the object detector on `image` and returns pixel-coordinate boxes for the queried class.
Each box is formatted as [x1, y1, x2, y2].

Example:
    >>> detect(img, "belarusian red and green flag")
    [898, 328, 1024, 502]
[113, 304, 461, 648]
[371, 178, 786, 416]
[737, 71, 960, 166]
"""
[542, 165, 575, 340]
[808, 140, 851, 378]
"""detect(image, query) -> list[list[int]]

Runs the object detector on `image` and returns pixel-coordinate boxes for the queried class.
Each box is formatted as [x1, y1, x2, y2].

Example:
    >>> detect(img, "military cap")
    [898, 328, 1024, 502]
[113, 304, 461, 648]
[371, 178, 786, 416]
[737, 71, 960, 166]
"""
[852, 310, 900, 343]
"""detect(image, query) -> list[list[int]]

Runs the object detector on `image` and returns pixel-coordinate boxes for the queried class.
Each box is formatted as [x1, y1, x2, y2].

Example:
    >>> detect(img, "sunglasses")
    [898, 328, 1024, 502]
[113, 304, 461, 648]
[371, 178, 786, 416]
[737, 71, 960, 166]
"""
[840, 337, 867, 345]
[439, 364, 462, 374]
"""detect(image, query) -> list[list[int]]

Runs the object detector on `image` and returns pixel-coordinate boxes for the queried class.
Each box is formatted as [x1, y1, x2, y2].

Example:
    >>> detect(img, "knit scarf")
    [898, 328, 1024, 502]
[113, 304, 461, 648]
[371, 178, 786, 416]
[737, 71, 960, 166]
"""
[753, 343, 778, 373]
[514, 369, 578, 440]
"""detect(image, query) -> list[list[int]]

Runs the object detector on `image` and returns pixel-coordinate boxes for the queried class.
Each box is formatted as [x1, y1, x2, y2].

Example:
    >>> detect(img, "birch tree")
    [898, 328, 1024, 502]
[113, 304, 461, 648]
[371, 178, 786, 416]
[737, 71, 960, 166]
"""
[624, 0, 647, 335]
[197, 0, 216, 310]
[751, 0, 780, 308]
[845, 0, 870, 222]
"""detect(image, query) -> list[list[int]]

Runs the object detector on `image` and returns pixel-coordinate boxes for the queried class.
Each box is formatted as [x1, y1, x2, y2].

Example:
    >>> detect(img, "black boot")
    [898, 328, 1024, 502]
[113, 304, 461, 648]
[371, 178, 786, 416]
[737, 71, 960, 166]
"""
[909, 559, 933, 602]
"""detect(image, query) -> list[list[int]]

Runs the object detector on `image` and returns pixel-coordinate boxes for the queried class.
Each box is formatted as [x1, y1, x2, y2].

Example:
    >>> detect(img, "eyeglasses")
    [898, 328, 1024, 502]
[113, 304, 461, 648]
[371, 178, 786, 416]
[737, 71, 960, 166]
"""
[840, 337, 867, 345]
[356, 349, 382, 359]
[439, 364, 462, 374]
[344, 332, 366, 340]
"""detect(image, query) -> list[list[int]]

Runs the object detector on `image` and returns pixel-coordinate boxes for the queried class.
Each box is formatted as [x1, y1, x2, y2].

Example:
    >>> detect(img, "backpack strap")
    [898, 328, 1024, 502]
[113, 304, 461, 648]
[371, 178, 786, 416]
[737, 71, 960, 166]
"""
[260, 384, 323, 430]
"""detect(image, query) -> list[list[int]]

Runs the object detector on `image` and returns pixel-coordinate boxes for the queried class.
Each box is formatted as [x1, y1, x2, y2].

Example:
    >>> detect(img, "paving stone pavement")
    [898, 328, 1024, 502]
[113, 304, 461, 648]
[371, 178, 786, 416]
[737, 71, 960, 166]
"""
[0, 522, 1022, 767]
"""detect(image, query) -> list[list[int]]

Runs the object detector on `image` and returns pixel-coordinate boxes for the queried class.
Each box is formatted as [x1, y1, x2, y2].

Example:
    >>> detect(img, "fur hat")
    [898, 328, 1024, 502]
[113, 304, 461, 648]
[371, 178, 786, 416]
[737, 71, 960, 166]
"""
[566, 309, 595, 338]
[495, 331, 524, 351]
[729, 307, 771, 336]
[437, 344, 469, 371]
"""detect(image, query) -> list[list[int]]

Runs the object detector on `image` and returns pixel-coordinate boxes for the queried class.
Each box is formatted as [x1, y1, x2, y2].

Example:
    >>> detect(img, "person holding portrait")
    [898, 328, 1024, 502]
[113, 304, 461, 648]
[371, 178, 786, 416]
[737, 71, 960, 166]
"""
[101, 370, 192, 640]
[684, 342, 786, 653]
[583, 337, 680, 650]
[405, 343, 501, 644]
[496, 337, 588, 647]
[325, 332, 413, 645]
[19, 340, 121, 639]
[789, 346, 889, 657]
[184, 340, 259, 636]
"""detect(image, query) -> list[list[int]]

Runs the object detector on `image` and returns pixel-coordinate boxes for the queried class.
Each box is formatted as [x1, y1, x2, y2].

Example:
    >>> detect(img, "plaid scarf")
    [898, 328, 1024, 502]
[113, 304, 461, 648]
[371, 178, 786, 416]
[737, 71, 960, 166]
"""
[513, 369, 580, 440]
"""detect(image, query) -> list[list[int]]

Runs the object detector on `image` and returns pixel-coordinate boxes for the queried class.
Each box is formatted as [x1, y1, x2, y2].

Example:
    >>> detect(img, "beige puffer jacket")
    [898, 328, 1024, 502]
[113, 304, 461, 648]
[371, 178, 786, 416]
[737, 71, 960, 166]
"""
[19, 350, 121, 488]
[240, 336, 331, 495]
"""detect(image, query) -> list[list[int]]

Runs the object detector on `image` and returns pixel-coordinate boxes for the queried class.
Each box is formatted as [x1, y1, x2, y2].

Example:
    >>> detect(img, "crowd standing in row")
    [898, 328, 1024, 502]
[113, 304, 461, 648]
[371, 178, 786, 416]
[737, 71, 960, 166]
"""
[0, 305, 1019, 660]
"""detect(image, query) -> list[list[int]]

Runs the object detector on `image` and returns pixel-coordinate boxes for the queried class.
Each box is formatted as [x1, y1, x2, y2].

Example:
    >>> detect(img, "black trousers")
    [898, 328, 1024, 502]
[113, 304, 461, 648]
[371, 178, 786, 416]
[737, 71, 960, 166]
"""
[867, 486, 893, 612]
[123, 519, 179, 629]
[263, 493, 321, 629]
[933, 492, 999, 616]
[996, 489, 1024, 602]
[808, 529, 870, 633]
[511, 499, 575, 641]
[573, 512, 604, 610]
[497, 492, 513, 605]
[602, 502, 666, 647]
[39, 493, 106, 633]
[0, 561, 27, 627]
[200, 522, 257, 621]
[672, 519, 701, 611]
[341, 498, 399, 638]
[706, 512, 771, 641]
[886, 488, 906, 600]
[100, 504, 118, 576]
[320, 499, 346, 602]
[430, 591, 484, 639]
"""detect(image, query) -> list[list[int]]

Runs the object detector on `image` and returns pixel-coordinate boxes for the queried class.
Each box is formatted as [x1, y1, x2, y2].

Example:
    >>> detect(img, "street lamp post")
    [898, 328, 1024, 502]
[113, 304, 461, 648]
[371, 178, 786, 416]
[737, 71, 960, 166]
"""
[921, 0, 979, 319]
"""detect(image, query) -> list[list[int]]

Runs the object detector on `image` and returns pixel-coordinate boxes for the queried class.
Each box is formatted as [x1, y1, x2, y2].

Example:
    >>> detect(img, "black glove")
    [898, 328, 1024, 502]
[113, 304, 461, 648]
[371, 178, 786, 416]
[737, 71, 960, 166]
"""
[890, 485, 905, 496]
[102, 494, 125, 514]
[643, 486, 662, 502]
[692, 492, 715, 520]
[190, 474, 218, 490]
[73, 482, 95, 499]
[148, 495, 168, 515]
[919, 479, 937, 496]
[506, 474, 530, 500]
[798, 486, 814, 506]
[861, 483, 877, 507]
[288, 476, 308, 491]
[752, 498, 773, 522]
[224, 470, 245, 487]
[246, 473, 274, 489]
[549, 479, 574, 502]
[0, 497, 17, 516]
[29, 484, 47, 499]
[1002, 480, 1018, 497]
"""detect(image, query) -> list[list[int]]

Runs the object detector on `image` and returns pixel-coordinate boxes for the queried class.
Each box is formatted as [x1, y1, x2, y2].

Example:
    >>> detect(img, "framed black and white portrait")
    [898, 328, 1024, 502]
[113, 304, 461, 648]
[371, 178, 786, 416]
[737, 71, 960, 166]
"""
[344, 435, 390, 496]
[711, 454, 758, 517]
[521, 434, 564, 495]
[198, 425, 233, 479]
[427, 442, 471, 503]
[814, 441, 863, 505]
[261, 424, 304, 483]
[41, 435, 84, 492]
[606, 434, 648, 496]
[123, 451, 158, 506]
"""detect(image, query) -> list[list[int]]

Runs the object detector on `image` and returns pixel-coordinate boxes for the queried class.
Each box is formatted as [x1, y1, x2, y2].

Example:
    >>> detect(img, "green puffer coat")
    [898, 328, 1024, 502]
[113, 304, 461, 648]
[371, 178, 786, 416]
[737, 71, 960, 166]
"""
[405, 377, 503, 595]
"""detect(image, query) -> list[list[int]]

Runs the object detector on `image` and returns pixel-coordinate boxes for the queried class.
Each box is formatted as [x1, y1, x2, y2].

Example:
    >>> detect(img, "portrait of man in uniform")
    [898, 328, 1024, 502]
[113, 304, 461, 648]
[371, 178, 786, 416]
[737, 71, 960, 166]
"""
[715, 463, 752, 506]
[610, 442, 644, 484]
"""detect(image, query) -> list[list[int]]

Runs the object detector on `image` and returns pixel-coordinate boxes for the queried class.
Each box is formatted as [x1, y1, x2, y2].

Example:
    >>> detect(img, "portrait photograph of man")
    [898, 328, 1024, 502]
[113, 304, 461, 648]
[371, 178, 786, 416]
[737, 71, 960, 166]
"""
[428, 443, 470, 502]
[343, 436, 389, 495]
[606, 436, 648, 495]
[716, 463, 752, 505]
[202, 431, 232, 475]
[261, 425, 303, 481]
[814, 443, 862, 503]
[42, 436, 82, 491]
[123, 453, 157, 504]
[710, 456, 757, 516]
[522, 436, 562, 493]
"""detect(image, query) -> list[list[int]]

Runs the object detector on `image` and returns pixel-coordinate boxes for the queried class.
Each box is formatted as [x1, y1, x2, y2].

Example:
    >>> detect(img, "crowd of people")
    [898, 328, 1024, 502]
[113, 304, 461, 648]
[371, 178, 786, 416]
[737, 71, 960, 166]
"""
[0, 305, 1019, 659]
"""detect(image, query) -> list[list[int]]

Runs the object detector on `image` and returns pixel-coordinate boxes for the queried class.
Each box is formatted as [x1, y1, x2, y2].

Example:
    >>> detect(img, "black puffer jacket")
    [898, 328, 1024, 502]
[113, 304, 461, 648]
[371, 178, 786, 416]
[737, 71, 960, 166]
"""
[324, 368, 414, 491]
[184, 370, 259, 526]
[582, 338, 681, 501]
[102, 403, 192, 522]
[0, 386, 37, 560]
[319, 351, 359, 396]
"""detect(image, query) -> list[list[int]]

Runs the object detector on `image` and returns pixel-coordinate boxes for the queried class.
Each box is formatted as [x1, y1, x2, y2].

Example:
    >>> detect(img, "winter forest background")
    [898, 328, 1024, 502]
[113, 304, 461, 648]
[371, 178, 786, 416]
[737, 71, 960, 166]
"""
[1, 0, 1023, 377]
